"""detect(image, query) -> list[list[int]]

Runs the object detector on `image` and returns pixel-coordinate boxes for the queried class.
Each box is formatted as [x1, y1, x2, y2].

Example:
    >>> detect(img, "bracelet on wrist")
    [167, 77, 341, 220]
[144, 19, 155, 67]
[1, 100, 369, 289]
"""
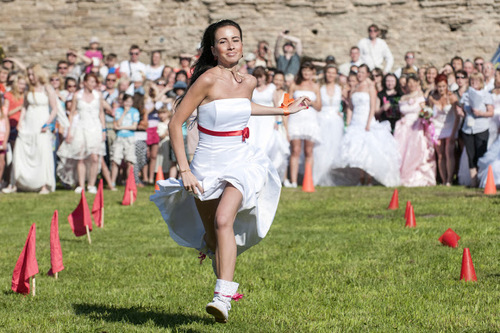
[179, 168, 191, 174]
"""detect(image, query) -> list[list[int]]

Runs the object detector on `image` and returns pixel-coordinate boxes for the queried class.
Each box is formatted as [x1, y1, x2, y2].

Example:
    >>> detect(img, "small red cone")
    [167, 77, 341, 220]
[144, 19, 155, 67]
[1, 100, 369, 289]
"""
[404, 201, 411, 220]
[484, 165, 497, 195]
[154, 165, 165, 191]
[387, 189, 399, 210]
[460, 248, 477, 281]
[122, 166, 137, 205]
[302, 162, 315, 193]
[438, 228, 461, 248]
[405, 205, 416, 228]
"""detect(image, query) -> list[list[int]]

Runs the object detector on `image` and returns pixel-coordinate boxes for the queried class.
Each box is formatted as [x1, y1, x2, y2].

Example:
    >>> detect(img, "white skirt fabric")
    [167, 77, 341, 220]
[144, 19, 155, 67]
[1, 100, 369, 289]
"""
[150, 98, 281, 255]
[478, 136, 500, 188]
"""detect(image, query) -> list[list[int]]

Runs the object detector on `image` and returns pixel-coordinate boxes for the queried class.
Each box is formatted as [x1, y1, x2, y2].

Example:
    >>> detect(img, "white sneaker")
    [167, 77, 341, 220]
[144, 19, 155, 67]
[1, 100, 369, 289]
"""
[291, 182, 298, 188]
[283, 179, 292, 188]
[2, 185, 17, 194]
[87, 186, 97, 194]
[206, 279, 240, 323]
[206, 296, 230, 323]
[74, 186, 83, 194]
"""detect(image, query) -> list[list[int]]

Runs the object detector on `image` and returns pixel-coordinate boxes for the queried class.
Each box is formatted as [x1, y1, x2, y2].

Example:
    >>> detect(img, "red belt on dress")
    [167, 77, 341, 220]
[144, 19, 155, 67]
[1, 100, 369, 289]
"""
[197, 124, 250, 142]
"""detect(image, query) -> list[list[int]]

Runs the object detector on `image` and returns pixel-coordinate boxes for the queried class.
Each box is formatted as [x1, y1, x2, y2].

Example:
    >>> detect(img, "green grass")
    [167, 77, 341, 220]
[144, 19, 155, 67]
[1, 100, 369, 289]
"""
[0, 186, 499, 332]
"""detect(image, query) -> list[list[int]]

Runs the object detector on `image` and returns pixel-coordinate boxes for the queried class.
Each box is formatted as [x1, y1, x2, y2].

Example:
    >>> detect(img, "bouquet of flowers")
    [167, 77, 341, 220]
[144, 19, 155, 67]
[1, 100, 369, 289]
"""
[419, 106, 433, 120]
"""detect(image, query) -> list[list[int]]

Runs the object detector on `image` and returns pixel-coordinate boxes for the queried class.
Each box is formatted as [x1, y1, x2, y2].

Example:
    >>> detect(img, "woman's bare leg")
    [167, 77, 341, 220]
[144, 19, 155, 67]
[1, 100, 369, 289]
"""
[435, 140, 446, 184]
[77, 159, 86, 188]
[88, 154, 99, 188]
[215, 184, 242, 281]
[195, 198, 219, 252]
[445, 137, 455, 185]
[148, 144, 159, 183]
[289, 139, 302, 184]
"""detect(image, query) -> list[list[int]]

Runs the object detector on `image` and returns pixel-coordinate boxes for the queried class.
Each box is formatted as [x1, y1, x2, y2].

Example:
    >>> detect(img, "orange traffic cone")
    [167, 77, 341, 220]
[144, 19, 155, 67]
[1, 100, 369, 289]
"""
[404, 201, 411, 220]
[302, 162, 315, 193]
[154, 166, 165, 191]
[460, 248, 477, 281]
[405, 205, 416, 228]
[387, 189, 399, 210]
[484, 165, 496, 195]
[438, 228, 460, 248]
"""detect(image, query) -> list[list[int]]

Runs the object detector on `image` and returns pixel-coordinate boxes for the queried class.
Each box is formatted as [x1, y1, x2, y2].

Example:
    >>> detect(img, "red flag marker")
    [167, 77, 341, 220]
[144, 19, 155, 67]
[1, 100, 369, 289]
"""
[122, 166, 137, 206]
[12, 223, 39, 295]
[47, 210, 64, 278]
[460, 248, 477, 281]
[92, 179, 104, 228]
[438, 228, 461, 248]
[387, 189, 399, 210]
[68, 189, 92, 244]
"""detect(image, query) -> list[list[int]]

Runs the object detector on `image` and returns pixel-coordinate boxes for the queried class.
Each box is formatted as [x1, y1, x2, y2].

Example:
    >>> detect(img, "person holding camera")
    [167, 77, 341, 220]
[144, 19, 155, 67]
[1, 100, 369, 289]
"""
[274, 30, 302, 76]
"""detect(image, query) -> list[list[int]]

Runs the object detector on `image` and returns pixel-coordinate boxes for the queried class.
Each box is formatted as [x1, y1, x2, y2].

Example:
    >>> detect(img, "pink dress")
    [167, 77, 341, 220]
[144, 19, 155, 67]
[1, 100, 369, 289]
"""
[394, 96, 436, 186]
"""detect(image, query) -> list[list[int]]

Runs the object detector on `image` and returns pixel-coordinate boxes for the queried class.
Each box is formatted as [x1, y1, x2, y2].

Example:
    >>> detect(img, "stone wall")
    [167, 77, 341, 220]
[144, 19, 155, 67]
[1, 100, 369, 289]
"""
[1, 0, 499, 71]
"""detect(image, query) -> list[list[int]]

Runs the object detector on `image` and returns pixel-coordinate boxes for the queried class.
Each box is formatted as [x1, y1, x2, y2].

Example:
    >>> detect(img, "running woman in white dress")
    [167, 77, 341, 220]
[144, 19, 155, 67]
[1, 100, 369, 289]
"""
[336, 64, 401, 186]
[150, 20, 309, 323]
[288, 62, 322, 187]
[57, 73, 106, 193]
[314, 65, 344, 186]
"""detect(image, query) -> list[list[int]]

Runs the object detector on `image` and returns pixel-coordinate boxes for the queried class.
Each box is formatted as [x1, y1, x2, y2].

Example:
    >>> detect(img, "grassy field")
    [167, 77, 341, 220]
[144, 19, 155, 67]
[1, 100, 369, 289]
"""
[0, 185, 499, 332]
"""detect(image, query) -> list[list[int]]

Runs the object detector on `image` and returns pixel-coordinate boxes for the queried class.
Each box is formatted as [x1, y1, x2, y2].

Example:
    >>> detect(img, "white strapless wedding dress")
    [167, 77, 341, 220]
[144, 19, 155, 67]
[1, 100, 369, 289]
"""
[335, 92, 401, 187]
[150, 98, 281, 255]
[313, 85, 344, 185]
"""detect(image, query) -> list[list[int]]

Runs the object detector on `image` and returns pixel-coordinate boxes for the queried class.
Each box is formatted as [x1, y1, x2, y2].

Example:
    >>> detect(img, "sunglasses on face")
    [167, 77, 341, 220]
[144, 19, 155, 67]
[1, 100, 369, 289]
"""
[106, 78, 116, 82]
[67, 85, 76, 88]
[405, 55, 414, 59]
[456, 75, 466, 79]
[50, 78, 60, 81]
[475, 62, 483, 66]
[58, 66, 68, 70]
[369, 29, 378, 32]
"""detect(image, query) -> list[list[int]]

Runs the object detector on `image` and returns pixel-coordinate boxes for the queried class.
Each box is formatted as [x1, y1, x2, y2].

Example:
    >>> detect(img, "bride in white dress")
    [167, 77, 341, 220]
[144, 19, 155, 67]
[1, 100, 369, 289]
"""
[57, 73, 106, 194]
[8, 64, 58, 194]
[288, 62, 322, 187]
[247, 66, 276, 152]
[314, 65, 344, 186]
[149, 20, 310, 323]
[335, 64, 401, 186]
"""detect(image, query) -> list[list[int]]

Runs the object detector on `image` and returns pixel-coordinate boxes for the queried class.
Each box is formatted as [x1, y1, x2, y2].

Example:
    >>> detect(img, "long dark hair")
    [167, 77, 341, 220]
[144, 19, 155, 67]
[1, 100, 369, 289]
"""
[295, 62, 315, 85]
[174, 20, 243, 109]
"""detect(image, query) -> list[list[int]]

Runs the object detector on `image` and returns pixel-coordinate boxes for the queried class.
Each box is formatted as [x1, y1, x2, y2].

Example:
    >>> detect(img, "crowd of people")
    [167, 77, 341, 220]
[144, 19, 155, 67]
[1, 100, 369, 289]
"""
[1, 23, 499, 194]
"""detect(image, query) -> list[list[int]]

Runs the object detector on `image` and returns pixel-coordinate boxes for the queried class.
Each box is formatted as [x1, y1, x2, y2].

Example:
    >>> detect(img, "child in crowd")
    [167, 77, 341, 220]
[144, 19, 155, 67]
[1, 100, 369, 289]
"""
[110, 94, 139, 187]
[156, 105, 172, 177]
[84, 37, 104, 74]
[0, 98, 10, 186]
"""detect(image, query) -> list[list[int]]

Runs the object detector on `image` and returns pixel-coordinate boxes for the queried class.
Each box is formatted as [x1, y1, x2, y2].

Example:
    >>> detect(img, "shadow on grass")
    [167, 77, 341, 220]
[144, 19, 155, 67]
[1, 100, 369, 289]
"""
[73, 303, 211, 330]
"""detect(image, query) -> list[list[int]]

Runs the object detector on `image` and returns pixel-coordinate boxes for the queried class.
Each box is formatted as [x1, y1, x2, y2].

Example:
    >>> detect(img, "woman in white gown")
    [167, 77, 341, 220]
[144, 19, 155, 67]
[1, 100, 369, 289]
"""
[247, 66, 276, 151]
[288, 62, 322, 187]
[314, 65, 343, 186]
[9, 64, 58, 194]
[57, 73, 106, 193]
[150, 20, 309, 323]
[335, 64, 401, 186]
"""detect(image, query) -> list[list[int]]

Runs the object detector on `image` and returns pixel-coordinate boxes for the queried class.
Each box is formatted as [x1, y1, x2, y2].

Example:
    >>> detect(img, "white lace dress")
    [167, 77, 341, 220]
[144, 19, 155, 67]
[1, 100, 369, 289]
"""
[288, 90, 321, 143]
[150, 98, 281, 255]
[57, 90, 105, 186]
[12, 91, 55, 191]
[313, 84, 344, 185]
